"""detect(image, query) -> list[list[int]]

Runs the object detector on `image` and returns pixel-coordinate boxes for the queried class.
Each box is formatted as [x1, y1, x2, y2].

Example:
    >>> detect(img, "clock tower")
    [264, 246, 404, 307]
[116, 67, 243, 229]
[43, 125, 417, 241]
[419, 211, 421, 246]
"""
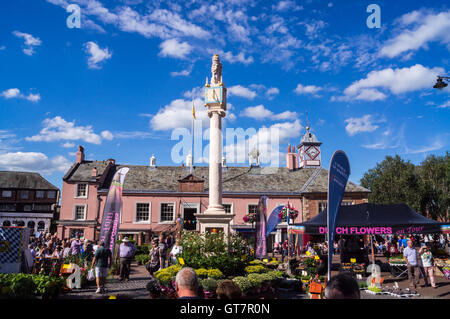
[298, 125, 322, 168]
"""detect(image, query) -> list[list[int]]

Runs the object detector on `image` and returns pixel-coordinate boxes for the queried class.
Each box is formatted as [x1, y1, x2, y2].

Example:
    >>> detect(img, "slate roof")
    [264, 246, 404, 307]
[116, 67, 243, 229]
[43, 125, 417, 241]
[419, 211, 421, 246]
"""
[0, 171, 59, 190]
[68, 164, 369, 194]
[63, 160, 111, 182]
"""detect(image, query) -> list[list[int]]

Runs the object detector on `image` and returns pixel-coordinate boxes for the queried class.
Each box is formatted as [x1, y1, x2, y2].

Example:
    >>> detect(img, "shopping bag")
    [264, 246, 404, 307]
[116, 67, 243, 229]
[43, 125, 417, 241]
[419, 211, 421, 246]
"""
[87, 269, 95, 281]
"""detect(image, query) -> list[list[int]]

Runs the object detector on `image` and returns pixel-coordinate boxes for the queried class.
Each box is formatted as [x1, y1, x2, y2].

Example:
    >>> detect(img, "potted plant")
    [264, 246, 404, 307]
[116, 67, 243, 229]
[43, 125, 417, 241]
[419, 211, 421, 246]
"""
[201, 278, 218, 299]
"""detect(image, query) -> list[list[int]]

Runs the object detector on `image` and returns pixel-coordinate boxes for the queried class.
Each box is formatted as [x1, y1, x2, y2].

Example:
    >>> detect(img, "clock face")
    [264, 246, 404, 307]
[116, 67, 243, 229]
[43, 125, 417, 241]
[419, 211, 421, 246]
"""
[306, 146, 319, 160]
[205, 87, 223, 103]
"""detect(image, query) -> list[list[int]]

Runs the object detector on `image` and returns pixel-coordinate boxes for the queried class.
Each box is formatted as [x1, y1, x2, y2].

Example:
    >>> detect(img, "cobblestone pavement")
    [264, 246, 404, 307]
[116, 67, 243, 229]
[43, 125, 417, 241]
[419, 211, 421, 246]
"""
[63, 262, 150, 299]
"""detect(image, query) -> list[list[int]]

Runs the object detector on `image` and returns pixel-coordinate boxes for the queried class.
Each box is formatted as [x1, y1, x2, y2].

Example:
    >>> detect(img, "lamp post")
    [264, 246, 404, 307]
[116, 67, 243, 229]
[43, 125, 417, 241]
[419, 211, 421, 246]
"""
[433, 76, 450, 90]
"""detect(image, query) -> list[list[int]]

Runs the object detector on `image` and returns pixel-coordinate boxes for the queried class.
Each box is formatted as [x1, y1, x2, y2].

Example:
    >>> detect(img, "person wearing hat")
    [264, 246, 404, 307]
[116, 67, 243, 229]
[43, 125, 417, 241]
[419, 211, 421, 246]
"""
[117, 237, 136, 281]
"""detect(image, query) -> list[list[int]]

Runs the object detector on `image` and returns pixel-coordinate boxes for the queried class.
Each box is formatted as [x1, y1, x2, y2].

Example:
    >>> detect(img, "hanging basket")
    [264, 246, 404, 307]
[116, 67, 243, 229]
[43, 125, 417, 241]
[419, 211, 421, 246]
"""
[243, 212, 257, 223]
[278, 205, 299, 222]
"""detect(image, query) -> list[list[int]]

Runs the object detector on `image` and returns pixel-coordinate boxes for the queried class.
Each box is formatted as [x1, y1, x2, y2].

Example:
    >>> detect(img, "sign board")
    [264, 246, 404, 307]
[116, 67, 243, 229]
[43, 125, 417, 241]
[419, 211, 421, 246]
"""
[327, 150, 351, 280]
[0, 227, 29, 273]
[350, 258, 356, 263]
[178, 257, 185, 265]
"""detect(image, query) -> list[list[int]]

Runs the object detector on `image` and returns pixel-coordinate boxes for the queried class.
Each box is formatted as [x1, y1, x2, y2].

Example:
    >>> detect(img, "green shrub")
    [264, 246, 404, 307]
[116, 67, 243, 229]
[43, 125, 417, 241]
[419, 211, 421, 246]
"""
[195, 268, 209, 278]
[247, 273, 265, 286]
[10, 274, 36, 298]
[154, 264, 182, 285]
[0, 274, 65, 298]
[207, 268, 224, 279]
[135, 254, 151, 265]
[249, 259, 264, 265]
[201, 278, 218, 292]
[368, 286, 382, 293]
[232, 276, 253, 292]
[244, 265, 268, 274]
[154, 271, 173, 285]
[136, 244, 150, 255]
[179, 231, 250, 276]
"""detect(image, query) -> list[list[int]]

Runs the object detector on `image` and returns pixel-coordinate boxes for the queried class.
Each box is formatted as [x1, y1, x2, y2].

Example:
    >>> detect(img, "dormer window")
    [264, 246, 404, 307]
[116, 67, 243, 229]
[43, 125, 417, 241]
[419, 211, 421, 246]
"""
[75, 184, 88, 198]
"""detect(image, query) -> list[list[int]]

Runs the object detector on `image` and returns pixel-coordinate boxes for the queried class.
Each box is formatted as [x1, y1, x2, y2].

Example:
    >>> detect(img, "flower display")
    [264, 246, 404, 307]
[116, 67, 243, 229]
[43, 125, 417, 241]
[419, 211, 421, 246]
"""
[243, 211, 257, 223]
[278, 204, 299, 222]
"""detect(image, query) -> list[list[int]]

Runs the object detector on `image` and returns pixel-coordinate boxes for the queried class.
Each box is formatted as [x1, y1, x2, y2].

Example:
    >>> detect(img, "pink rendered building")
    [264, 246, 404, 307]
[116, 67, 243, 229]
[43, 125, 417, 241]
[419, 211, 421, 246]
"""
[56, 131, 369, 248]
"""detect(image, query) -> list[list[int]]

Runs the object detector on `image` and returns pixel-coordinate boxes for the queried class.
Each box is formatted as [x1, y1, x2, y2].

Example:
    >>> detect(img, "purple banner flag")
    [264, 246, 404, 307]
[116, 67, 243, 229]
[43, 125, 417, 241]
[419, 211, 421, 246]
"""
[99, 167, 129, 257]
[255, 196, 268, 259]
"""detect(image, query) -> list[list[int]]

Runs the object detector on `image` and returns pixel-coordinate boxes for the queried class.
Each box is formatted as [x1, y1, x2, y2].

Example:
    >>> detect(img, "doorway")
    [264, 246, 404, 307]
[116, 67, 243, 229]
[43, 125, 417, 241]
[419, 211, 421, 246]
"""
[183, 208, 197, 231]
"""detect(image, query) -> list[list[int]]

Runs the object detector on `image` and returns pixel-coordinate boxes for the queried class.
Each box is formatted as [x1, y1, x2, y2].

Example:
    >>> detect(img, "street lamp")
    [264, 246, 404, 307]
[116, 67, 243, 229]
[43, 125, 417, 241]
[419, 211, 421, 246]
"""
[433, 76, 450, 90]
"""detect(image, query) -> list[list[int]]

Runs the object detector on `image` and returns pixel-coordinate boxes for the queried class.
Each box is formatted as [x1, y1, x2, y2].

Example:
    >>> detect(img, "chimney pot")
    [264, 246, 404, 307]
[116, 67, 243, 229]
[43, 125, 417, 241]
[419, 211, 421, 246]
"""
[76, 145, 85, 163]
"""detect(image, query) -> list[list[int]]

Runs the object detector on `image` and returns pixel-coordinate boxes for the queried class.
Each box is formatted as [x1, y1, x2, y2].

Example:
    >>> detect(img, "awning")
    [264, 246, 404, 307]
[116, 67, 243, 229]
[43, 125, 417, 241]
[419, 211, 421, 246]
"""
[294, 203, 447, 235]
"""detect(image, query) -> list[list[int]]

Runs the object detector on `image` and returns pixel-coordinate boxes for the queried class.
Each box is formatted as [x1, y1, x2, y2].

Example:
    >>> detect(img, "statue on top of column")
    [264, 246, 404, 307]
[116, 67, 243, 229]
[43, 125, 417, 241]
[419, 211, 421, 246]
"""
[211, 54, 222, 85]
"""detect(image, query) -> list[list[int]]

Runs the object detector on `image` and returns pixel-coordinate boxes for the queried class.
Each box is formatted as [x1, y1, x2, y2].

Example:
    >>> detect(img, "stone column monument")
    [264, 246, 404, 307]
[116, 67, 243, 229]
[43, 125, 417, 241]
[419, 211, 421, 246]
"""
[195, 54, 234, 235]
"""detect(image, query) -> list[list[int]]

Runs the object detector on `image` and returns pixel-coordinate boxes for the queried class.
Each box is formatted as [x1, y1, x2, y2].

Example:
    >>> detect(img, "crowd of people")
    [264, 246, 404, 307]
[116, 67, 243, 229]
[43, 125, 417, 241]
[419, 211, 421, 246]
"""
[22, 229, 449, 298]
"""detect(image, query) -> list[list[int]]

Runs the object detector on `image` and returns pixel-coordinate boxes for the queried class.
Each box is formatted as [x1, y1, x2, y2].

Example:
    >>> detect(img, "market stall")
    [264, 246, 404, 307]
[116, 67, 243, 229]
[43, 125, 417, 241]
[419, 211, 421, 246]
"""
[293, 203, 448, 279]
[294, 203, 447, 236]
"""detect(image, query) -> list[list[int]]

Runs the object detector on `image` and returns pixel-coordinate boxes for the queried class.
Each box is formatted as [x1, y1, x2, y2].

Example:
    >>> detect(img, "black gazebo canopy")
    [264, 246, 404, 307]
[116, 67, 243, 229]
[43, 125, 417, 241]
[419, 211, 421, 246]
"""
[294, 203, 447, 235]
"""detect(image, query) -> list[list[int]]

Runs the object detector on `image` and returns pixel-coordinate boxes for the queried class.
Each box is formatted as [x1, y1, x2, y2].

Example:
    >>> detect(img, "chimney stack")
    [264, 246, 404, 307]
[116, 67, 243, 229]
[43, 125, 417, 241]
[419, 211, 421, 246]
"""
[76, 146, 85, 163]
[91, 167, 97, 177]
[286, 144, 299, 171]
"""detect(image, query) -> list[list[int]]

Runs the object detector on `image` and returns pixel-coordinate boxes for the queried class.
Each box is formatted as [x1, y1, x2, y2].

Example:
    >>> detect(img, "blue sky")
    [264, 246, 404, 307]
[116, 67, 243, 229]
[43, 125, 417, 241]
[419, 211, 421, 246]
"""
[0, 0, 449, 190]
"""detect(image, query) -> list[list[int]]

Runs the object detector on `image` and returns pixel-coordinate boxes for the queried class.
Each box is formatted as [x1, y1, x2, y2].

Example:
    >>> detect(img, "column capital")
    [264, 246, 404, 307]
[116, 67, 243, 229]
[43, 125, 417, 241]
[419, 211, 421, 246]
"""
[207, 108, 226, 118]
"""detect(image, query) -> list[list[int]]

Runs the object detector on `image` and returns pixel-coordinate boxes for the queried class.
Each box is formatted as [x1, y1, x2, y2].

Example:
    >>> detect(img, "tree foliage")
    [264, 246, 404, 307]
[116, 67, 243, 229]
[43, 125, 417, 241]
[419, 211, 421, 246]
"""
[360, 153, 449, 221]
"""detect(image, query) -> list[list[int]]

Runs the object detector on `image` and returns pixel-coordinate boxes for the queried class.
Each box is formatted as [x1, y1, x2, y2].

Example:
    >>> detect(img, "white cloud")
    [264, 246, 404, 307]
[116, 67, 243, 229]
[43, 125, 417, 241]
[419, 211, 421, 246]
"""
[224, 119, 303, 165]
[101, 130, 114, 140]
[404, 140, 444, 154]
[438, 100, 450, 108]
[183, 87, 203, 100]
[294, 84, 322, 96]
[240, 105, 297, 121]
[241, 105, 273, 120]
[26, 116, 104, 144]
[12, 31, 42, 55]
[159, 38, 192, 59]
[150, 98, 207, 131]
[25, 93, 41, 102]
[1, 88, 40, 102]
[1, 88, 20, 99]
[171, 68, 192, 77]
[228, 85, 257, 99]
[83, 41, 112, 69]
[149, 9, 210, 39]
[340, 64, 444, 101]
[61, 142, 75, 148]
[380, 10, 450, 58]
[273, 1, 303, 12]
[209, 49, 254, 65]
[0, 152, 71, 175]
[266, 87, 279, 99]
[345, 115, 380, 136]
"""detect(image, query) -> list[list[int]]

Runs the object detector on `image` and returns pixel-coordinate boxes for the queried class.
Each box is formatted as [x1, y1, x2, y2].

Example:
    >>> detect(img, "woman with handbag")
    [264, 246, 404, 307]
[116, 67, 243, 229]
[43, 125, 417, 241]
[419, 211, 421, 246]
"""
[146, 239, 160, 278]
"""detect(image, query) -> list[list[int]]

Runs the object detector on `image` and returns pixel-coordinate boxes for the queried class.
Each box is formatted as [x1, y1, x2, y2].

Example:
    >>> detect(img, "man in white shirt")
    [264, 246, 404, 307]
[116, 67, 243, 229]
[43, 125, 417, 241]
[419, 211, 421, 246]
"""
[403, 239, 420, 288]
